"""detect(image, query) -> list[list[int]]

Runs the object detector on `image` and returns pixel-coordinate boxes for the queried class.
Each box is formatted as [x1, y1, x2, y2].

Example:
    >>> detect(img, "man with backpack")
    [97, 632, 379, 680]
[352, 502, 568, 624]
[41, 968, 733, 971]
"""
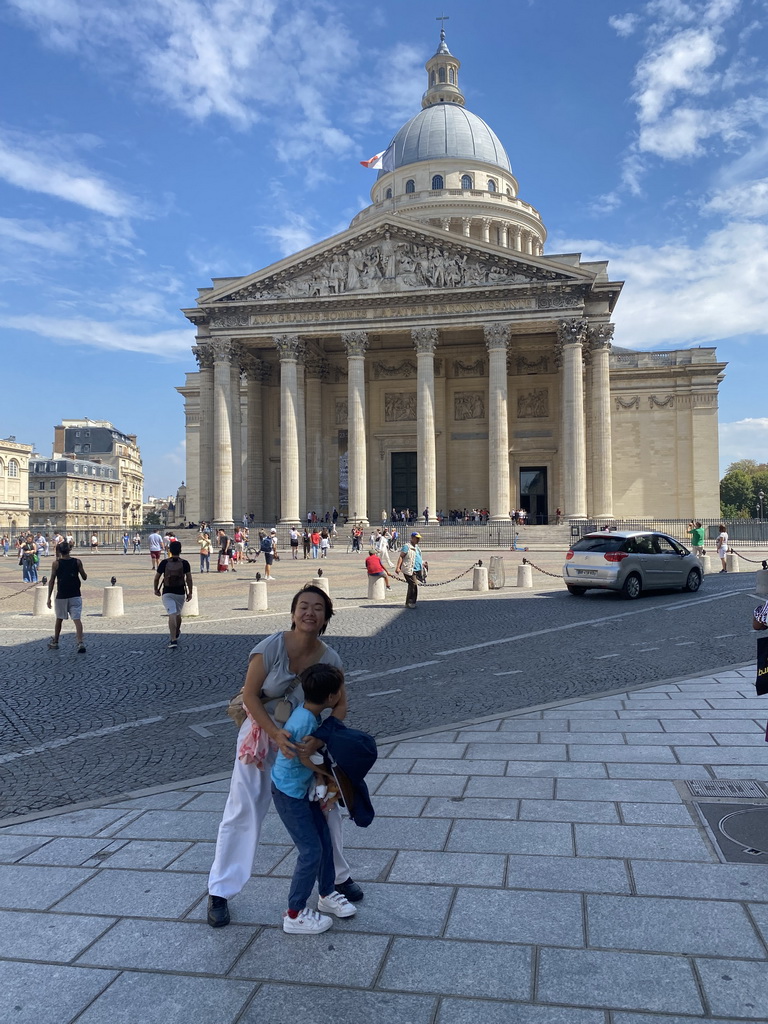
[154, 540, 193, 649]
[46, 541, 88, 653]
[260, 529, 276, 579]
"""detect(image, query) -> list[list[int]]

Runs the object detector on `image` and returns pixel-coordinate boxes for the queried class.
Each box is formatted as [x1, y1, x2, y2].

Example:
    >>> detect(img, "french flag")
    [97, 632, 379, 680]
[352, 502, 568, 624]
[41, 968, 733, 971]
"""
[360, 147, 394, 171]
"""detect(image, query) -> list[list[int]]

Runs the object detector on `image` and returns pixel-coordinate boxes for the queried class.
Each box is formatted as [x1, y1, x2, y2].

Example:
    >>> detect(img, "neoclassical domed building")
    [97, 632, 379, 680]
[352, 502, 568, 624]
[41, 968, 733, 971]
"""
[178, 30, 724, 526]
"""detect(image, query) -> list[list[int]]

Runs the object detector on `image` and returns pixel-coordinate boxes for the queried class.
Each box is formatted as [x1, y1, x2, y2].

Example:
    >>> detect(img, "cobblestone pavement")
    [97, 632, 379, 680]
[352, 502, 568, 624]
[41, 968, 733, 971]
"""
[1, 665, 767, 1023]
[0, 547, 762, 816]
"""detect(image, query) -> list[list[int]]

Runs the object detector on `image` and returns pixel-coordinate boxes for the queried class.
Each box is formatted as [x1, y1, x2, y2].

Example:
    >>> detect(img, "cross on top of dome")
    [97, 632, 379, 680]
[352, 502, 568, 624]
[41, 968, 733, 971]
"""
[435, 14, 452, 54]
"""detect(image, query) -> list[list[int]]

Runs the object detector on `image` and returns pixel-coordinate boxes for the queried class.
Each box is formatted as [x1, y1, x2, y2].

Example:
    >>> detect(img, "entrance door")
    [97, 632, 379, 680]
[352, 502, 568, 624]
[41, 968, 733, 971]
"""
[519, 467, 548, 524]
[391, 452, 417, 512]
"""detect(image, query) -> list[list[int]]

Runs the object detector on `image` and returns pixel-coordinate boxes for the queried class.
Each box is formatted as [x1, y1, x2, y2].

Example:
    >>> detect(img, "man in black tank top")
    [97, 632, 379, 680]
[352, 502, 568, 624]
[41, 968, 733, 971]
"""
[47, 542, 88, 652]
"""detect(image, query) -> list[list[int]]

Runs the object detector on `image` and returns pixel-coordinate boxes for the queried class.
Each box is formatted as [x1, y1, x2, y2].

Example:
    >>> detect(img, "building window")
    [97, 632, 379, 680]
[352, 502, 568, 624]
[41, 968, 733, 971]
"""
[38, 498, 45, 510]
[109, 501, 113, 512]
[0, 460, 4, 476]
[438, 66, 446, 83]
[461, 174, 473, 190]
[74, 444, 81, 452]
[8, 460, 18, 477]
[487, 179, 496, 192]
[449, 67, 455, 84]
[83, 444, 90, 452]
[74, 498, 79, 511]
[385, 187, 392, 199]
[39, 482, 45, 491]
[101, 484, 106, 493]
[49, 481, 56, 490]
[75, 431, 80, 437]
[101, 501, 105, 511]
[432, 174, 444, 190]
[430, 70, 436, 85]
[49, 498, 56, 510]
[405, 179, 415, 193]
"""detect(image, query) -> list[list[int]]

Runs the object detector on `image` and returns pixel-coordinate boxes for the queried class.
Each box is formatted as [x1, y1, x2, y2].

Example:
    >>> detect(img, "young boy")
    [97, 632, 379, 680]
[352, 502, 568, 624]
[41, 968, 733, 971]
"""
[270, 664, 357, 934]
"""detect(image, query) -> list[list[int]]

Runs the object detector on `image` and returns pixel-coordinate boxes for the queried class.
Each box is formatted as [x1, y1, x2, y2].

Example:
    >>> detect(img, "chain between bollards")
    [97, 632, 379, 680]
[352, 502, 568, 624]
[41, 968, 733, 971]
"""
[729, 548, 768, 567]
[521, 557, 562, 579]
[390, 561, 481, 588]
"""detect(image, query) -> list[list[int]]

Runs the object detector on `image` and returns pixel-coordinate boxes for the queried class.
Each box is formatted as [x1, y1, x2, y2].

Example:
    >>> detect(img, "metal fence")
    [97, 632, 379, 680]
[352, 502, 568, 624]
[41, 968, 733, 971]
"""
[571, 519, 768, 548]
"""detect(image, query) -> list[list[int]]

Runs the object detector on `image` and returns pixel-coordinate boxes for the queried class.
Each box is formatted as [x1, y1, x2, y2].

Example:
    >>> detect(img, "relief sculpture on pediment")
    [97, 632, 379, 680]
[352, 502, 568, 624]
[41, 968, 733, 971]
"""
[224, 233, 547, 302]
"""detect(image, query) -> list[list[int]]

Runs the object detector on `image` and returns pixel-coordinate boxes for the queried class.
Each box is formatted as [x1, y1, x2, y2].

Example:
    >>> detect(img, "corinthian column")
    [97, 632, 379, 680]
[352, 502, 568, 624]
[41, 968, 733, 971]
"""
[242, 354, 265, 522]
[305, 356, 328, 515]
[275, 335, 302, 525]
[484, 322, 511, 521]
[212, 338, 234, 528]
[588, 323, 614, 519]
[342, 330, 369, 525]
[296, 351, 306, 518]
[229, 343, 243, 523]
[557, 318, 588, 520]
[193, 343, 214, 523]
[412, 327, 438, 523]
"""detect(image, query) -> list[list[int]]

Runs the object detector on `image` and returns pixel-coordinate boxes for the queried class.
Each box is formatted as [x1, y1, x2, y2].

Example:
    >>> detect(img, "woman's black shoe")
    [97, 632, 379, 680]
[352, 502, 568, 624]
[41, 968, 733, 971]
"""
[334, 877, 364, 902]
[207, 894, 230, 927]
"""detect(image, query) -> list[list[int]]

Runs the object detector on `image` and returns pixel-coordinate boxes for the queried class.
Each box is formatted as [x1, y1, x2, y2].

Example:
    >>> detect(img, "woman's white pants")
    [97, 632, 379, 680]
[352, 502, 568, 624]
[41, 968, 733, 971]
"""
[207, 721, 351, 899]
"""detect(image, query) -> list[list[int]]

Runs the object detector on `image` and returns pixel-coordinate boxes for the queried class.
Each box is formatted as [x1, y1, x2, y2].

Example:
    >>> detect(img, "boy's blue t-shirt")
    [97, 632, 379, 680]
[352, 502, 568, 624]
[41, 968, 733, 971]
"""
[271, 705, 321, 799]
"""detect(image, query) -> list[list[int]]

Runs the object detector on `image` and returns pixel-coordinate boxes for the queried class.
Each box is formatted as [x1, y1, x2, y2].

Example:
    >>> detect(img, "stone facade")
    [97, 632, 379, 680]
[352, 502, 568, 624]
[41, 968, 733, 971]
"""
[0, 436, 32, 533]
[28, 457, 120, 538]
[176, 33, 725, 525]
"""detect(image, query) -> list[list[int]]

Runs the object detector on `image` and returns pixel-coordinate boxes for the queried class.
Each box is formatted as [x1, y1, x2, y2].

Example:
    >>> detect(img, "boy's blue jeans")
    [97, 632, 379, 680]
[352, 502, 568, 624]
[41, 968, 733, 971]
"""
[271, 783, 335, 912]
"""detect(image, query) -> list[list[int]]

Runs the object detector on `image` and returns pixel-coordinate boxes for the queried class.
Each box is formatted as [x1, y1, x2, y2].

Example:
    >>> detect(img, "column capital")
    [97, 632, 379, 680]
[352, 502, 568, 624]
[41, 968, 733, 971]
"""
[557, 317, 589, 346]
[342, 330, 368, 357]
[192, 344, 214, 371]
[304, 356, 330, 380]
[484, 322, 511, 351]
[241, 353, 265, 381]
[588, 322, 615, 350]
[274, 334, 303, 361]
[211, 338, 233, 363]
[411, 327, 438, 355]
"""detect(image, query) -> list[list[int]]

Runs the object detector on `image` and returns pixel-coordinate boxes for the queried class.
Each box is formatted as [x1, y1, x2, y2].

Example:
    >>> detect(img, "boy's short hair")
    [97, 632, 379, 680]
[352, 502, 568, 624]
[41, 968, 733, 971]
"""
[169, 540, 182, 556]
[301, 664, 344, 704]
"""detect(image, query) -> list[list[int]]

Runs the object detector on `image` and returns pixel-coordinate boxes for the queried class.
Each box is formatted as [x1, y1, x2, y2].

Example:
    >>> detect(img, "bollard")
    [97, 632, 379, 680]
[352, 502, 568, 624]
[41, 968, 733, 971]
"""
[756, 569, 768, 598]
[517, 563, 533, 589]
[367, 575, 387, 601]
[181, 590, 200, 617]
[488, 555, 506, 589]
[248, 579, 268, 611]
[101, 586, 124, 617]
[697, 553, 712, 575]
[33, 585, 54, 616]
[472, 565, 489, 592]
[312, 576, 330, 596]
[726, 552, 740, 574]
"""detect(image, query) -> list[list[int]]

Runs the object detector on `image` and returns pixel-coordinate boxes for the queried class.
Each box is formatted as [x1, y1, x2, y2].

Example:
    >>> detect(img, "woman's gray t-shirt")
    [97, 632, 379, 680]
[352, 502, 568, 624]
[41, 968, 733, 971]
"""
[249, 631, 343, 718]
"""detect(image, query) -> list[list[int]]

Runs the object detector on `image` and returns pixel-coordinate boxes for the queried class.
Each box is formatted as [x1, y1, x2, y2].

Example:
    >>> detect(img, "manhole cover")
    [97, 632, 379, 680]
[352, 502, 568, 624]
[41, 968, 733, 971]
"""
[695, 802, 768, 863]
[687, 780, 766, 799]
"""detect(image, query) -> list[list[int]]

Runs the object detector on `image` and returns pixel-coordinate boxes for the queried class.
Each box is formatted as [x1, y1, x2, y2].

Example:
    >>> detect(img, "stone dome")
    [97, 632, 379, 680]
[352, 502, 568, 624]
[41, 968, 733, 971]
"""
[378, 104, 512, 178]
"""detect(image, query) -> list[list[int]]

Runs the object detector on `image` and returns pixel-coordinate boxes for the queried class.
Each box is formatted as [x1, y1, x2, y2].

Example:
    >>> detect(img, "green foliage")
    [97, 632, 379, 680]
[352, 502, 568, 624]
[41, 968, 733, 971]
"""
[720, 470, 755, 514]
[720, 503, 751, 520]
[143, 512, 162, 526]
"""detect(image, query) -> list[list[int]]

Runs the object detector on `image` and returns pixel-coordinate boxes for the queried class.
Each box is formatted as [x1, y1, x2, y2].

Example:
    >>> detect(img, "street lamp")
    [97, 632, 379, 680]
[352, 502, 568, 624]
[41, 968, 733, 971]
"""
[759, 490, 765, 521]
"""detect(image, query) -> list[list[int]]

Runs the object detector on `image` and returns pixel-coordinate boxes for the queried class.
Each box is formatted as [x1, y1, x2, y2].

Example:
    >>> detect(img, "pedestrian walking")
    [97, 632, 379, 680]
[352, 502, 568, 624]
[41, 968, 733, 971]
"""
[260, 530, 276, 579]
[133, 532, 141, 553]
[377, 528, 394, 568]
[148, 528, 164, 570]
[122, 532, 130, 554]
[320, 528, 330, 558]
[198, 531, 211, 572]
[154, 540, 193, 649]
[716, 524, 729, 573]
[90, 533, 99, 553]
[289, 527, 300, 559]
[205, 585, 362, 929]
[46, 541, 87, 653]
[20, 534, 38, 583]
[302, 528, 311, 559]
[311, 528, 321, 559]
[396, 531, 425, 608]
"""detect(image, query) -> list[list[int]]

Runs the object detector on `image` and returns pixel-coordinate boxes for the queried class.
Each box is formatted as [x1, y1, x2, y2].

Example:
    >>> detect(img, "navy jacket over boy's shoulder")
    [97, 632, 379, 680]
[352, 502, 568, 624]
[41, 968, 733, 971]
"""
[313, 716, 377, 827]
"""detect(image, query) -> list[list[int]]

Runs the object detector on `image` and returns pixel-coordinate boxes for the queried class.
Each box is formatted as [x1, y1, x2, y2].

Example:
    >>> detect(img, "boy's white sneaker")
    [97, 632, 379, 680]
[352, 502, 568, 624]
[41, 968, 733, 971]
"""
[283, 908, 333, 934]
[317, 891, 357, 918]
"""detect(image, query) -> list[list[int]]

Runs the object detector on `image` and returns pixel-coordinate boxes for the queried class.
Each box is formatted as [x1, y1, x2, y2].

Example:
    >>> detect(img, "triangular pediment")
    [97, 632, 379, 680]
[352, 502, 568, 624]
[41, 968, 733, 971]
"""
[202, 216, 593, 306]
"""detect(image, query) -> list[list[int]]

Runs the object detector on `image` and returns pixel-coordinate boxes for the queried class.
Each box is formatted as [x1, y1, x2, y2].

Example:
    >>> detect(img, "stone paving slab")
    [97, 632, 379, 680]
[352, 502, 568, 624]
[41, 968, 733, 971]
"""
[2, 662, 768, 1023]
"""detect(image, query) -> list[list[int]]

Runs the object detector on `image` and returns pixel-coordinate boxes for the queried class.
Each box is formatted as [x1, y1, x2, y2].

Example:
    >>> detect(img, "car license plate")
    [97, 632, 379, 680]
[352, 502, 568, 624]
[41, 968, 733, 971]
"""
[578, 569, 597, 576]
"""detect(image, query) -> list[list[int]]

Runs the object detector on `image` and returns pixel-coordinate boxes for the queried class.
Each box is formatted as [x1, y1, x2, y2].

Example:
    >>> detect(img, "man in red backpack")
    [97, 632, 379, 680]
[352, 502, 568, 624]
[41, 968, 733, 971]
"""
[154, 540, 193, 649]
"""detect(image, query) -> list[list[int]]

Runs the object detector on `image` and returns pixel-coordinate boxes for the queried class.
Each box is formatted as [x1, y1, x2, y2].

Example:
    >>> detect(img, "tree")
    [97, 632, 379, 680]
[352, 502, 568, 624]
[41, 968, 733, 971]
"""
[725, 458, 761, 475]
[143, 511, 162, 526]
[720, 470, 755, 516]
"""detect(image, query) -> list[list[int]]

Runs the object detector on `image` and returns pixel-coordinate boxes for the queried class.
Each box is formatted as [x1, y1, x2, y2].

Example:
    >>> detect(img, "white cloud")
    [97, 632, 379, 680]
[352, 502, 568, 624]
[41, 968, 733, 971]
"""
[0, 217, 73, 253]
[702, 178, 768, 218]
[719, 418, 768, 473]
[554, 220, 768, 349]
[0, 128, 136, 217]
[263, 212, 320, 257]
[5, 314, 192, 357]
[609, 13, 639, 37]
[634, 28, 719, 124]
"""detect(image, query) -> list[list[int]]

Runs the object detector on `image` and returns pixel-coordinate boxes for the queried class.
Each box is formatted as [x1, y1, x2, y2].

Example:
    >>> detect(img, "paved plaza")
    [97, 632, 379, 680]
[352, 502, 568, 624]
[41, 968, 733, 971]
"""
[1, 540, 767, 1021]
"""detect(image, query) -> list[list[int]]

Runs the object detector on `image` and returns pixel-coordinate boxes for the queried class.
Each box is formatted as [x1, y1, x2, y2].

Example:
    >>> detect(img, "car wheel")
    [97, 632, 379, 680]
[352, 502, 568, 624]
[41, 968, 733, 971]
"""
[621, 573, 642, 600]
[566, 585, 587, 596]
[684, 569, 702, 592]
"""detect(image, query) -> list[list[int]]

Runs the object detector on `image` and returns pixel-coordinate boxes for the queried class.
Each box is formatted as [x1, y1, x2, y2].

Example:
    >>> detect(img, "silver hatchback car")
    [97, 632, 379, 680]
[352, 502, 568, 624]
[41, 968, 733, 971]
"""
[563, 530, 703, 599]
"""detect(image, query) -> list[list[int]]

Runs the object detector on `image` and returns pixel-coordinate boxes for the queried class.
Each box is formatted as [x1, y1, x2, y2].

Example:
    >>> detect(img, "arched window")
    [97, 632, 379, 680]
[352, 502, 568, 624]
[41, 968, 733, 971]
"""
[438, 67, 446, 83]
[449, 67, 455, 84]
[8, 460, 19, 478]
[430, 71, 436, 86]
[432, 174, 444, 190]
[461, 174, 473, 190]
[506, 187, 512, 196]
[487, 179, 497, 192]
[0, 460, 4, 476]
[385, 187, 392, 199]
[405, 179, 415, 194]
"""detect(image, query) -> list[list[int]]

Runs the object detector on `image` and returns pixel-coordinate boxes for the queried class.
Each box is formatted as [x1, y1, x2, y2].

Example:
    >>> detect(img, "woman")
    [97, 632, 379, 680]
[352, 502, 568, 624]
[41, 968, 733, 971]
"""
[206, 585, 362, 927]
[289, 527, 299, 559]
[21, 534, 38, 583]
[365, 547, 392, 589]
[320, 527, 330, 558]
[198, 531, 211, 573]
[716, 523, 729, 573]
[310, 528, 321, 559]
[302, 528, 311, 560]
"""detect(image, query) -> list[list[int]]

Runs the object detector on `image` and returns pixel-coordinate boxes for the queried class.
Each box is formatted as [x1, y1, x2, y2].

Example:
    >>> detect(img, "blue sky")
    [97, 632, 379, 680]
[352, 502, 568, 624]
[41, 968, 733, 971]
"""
[1, 0, 766, 497]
